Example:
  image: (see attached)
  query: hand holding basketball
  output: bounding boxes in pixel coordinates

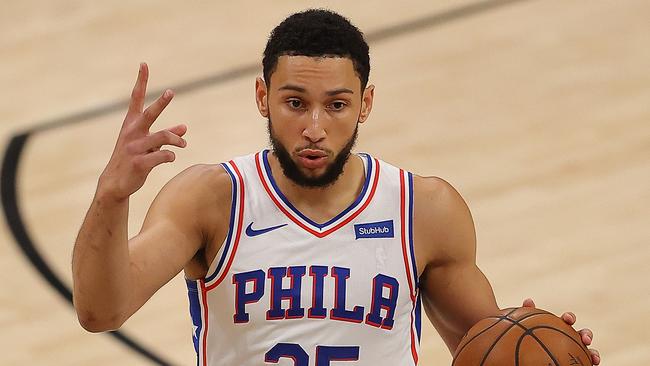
[98,62,187,201]
[452,306,598,366]
[522,298,600,365]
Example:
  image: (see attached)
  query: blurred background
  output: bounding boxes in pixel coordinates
[1,0,648,364]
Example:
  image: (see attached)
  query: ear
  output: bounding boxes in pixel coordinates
[358,84,375,123]
[255,77,269,117]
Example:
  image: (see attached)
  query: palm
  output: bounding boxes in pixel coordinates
[100,63,187,200]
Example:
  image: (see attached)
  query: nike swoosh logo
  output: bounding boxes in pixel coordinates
[245,222,288,237]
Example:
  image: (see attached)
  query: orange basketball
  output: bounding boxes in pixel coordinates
[452,307,592,366]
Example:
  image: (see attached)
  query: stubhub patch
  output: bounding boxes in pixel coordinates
[354,220,394,239]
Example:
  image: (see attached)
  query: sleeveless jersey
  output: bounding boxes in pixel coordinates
[186,150,422,366]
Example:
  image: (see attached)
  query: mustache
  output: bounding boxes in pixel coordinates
[294,145,332,154]
[266,117,359,188]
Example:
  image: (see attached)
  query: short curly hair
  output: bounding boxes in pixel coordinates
[262,9,370,91]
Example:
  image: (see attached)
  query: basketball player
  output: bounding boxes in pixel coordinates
[72,9,600,365]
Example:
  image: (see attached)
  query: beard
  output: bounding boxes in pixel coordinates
[268,118,359,188]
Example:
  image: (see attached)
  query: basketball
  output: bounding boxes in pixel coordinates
[452,307,592,366]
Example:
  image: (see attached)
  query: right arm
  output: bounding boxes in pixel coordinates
[72,63,216,332]
[72,166,228,332]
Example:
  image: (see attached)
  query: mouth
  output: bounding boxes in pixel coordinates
[296,149,328,169]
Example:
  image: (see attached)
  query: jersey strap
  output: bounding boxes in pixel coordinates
[203,160,246,289]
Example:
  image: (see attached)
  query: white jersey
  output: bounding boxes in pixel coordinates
[186,150,422,366]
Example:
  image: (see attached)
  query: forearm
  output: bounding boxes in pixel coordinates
[421,263,500,353]
[72,185,132,332]
[71,63,189,332]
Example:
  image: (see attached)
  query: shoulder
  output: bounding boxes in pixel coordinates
[413,175,461,204]
[412,175,471,219]
[150,163,233,223]
[168,163,232,194]
[412,175,477,266]
[171,163,230,184]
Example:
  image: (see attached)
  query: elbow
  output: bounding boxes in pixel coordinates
[75,308,125,333]
[73,290,129,332]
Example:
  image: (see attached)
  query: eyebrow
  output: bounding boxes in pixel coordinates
[326,88,354,96]
[278,84,354,96]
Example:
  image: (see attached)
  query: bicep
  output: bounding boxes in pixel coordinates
[126,166,226,314]
[127,215,201,309]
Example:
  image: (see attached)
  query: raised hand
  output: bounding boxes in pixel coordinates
[522,298,601,365]
[98,63,187,201]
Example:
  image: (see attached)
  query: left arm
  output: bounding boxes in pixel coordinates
[413,176,600,364]
[412,176,499,352]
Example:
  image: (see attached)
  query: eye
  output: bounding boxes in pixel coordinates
[329,101,347,111]
[287,99,303,109]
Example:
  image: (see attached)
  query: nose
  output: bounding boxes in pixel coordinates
[302,107,326,142]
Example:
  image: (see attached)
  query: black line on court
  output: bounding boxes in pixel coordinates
[0,0,529,364]
[0,134,175,366]
[28,64,260,134]
[23,0,528,135]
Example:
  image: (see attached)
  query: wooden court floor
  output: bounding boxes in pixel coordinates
[1,1,648,365]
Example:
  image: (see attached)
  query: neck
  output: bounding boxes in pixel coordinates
[268,151,365,223]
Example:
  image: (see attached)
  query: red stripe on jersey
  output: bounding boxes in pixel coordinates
[255,152,380,238]
[207,160,245,291]
[400,169,419,364]
[200,280,209,366]
[400,170,416,301]
[410,309,419,364]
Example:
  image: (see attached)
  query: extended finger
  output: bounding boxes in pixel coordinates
[132,150,176,173]
[128,129,186,155]
[127,63,149,117]
[561,311,576,325]
[578,328,593,345]
[167,123,188,137]
[590,349,600,365]
[522,298,535,308]
[140,89,174,130]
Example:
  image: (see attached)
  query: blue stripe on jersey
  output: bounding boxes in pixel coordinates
[261,149,373,229]
[186,279,202,363]
[407,172,418,289]
[415,291,422,342]
[204,163,238,282]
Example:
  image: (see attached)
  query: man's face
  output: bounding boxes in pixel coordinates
[258,55,373,187]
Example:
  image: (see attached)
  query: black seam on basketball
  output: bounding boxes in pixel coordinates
[483,309,552,323]
[452,317,506,366]
[453,308,520,365]
[484,311,552,332]
[479,317,529,365]
[479,321,520,366]
[505,308,520,316]
[515,332,524,366]
[515,328,561,366]
[482,307,517,321]
[478,310,550,366]
[514,329,561,366]
[526,325,592,362]
[507,311,555,330]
